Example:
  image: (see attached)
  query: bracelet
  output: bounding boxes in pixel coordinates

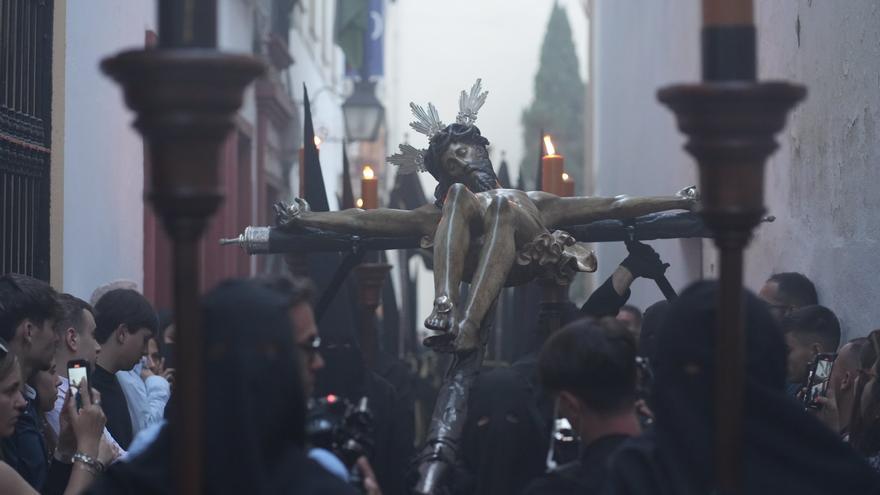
[73,452,105,473]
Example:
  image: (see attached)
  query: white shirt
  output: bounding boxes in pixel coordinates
[116,362,170,436]
[46,375,126,456]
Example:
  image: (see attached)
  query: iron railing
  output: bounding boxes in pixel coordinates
[0,0,53,280]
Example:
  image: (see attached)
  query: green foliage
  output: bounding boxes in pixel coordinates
[520,5,586,192]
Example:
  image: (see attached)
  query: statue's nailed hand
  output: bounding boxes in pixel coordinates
[274,198,311,228]
[676,185,700,210]
[621,240,669,280]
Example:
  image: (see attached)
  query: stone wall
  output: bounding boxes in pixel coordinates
[745,0,880,341]
[593,1,880,341]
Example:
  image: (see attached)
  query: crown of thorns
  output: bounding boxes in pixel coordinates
[386,79,488,175]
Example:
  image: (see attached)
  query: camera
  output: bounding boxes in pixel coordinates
[306,395,374,488]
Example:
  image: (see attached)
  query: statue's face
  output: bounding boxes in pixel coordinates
[440,142,483,180]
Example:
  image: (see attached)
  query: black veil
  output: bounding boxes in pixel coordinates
[87,279,332,495]
[605,281,880,495]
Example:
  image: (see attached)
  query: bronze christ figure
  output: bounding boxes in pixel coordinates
[277,80,697,353]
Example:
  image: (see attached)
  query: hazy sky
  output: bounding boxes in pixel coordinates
[385,0,588,186]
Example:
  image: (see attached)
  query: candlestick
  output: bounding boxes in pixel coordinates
[660,79,805,495]
[158,0,217,48]
[362,165,378,209]
[102,47,263,495]
[561,172,575,197]
[701,1,756,81]
[541,136,563,195]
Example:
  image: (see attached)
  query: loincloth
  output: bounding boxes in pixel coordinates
[513,230,597,285]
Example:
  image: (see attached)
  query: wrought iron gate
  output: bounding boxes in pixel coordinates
[0,0,53,280]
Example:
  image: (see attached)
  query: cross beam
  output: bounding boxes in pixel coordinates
[220,211,728,255]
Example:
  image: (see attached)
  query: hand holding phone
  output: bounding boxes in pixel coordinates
[67,359,91,410]
[804,353,836,410]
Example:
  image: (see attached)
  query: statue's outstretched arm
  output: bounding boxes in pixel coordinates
[277,200,440,238]
[533,186,699,229]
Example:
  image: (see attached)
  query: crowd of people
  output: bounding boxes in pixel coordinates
[1,240,880,494]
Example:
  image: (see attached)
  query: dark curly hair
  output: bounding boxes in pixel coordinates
[424,123,500,207]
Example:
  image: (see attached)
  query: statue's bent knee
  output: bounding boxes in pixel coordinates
[486,195,513,218]
[446,183,471,201]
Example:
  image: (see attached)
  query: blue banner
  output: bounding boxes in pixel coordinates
[347,0,384,78]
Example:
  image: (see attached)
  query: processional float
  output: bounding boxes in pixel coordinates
[223,77,708,493]
[99,0,803,492]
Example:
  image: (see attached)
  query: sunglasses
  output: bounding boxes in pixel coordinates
[0,340,7,359]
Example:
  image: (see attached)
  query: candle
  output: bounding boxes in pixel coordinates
[541,136,563,195]
[158,0,217,48]
[356,198,364,208]
[702,1,752,26]
[561,172,575,197]
[361,165,378,209]
[701,0,756,81]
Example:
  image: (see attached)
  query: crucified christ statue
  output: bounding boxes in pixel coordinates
[277,80,697,354]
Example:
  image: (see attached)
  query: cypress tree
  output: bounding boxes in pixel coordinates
[520,5,586,192]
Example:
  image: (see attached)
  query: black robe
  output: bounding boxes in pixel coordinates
[522,434,630,495]
[88,280,357,495]
[604,282,880,495]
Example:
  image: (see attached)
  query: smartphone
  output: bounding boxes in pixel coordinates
[804,353,836,409]
[67,359,90,409]
[162,343,175,370]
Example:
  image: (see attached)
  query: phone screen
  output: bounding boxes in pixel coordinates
[806,355,835,408]
[68,364,88,389]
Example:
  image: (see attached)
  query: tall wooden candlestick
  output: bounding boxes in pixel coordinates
[103,26,263,495]
[541,136,563,195]
[362,165,378,209]
[661,1,805,491]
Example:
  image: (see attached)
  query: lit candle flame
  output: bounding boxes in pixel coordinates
[363,165,375,180]
[356,198,364,208]
[314,136,322,148]
[543,135,557,156]
[561,172,570,182]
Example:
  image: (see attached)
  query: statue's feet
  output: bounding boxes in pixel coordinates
[423,332,457,354]
[424,295,455,331]
[452,321,480,354]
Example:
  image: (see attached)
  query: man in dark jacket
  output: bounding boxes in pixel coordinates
[522,317,640,495]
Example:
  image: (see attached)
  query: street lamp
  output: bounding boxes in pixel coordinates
[342,80,385,142]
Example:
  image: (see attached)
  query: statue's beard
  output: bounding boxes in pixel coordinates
[431,156,501,208]
[461,157,500,193]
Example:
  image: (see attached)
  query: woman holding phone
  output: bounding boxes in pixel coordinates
[0,338,107,495]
